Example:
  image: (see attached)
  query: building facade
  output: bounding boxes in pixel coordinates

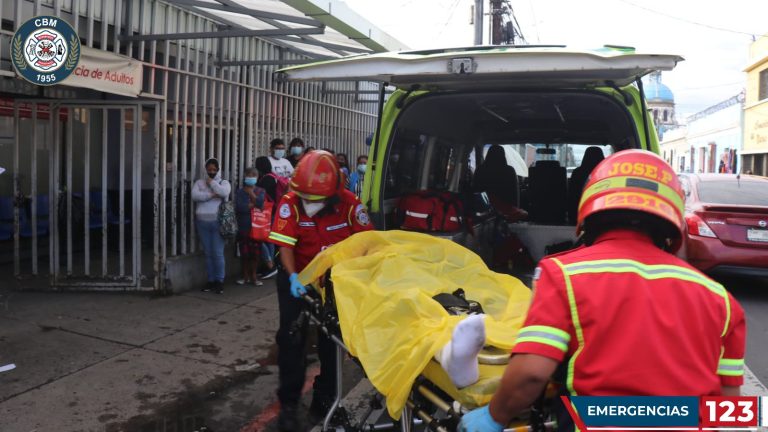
[0,0,405,292]
[660,94,744,174]
[743,34,768,176]
[660,125,688,172]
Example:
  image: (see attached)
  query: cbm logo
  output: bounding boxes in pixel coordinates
[11,16,80,86]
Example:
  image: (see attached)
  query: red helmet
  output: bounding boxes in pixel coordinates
[289,150,342,200]
[577,149,685,251]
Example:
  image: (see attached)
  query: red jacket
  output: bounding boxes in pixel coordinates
[512,229,746,396]
[268,189,373,272]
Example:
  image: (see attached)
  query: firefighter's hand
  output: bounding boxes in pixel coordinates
[289,273,307,298]
[458,406,503,432]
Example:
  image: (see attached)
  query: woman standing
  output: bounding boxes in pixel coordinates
[235,167,265,286]
[336,153,350,178]
[191,158,232,294]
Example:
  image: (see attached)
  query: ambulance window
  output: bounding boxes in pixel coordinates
[564,144,613,177]
[384,133,426,198]
[427,143,456,191]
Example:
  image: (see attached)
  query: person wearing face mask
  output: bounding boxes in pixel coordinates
[191,158,232,293]
[235,167,266,286]
[287,137,305,167]
[268,138,294,178]
[336,152,350,176]
[268,150,373,431]
[347,155,368,198]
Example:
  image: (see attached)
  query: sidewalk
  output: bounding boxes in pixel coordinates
[0,280,286,432]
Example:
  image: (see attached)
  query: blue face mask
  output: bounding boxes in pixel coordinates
[357,164,367,174]
[243,177,257,186]
[273,149,286,159]
[291,146,303,156]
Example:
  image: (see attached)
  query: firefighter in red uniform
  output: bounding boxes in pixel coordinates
[459,149,746,432]
[268,150,373,431]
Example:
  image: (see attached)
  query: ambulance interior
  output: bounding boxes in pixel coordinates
[379,91,641,283]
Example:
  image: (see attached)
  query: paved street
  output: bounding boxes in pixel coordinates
[1,273,767,432]
[721,276,768,387]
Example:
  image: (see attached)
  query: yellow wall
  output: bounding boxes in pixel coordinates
[744,35,768,152]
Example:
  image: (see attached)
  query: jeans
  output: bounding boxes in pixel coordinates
[275,269,336,406]
[196,219,225,282]
[261,241,275,264]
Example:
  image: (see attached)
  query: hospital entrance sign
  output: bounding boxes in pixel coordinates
[12,16,80,86]
[64,47,144,97]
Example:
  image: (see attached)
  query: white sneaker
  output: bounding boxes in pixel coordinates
[253,280,264,286]
[236,279,247,285]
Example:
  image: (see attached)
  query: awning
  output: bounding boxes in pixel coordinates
[159,0,409,63]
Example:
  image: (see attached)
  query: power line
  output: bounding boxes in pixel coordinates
[526,0,540,43]
[437,0,463,38]
[615,0,762,37]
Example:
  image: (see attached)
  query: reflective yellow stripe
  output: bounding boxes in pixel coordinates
[578,175,684,215]
[515,336,568,352]
[563,259,730,336]
[718,358,745,376]
[553,258,585,396]
[516,325,571,352]
[519,325,571,341]
[268,232,297,246]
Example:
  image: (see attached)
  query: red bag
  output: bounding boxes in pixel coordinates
[250,201,273,241]
[397,191,464,232]
[492,232,534,273]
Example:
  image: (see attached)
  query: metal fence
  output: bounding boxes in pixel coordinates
[1,0,379,290]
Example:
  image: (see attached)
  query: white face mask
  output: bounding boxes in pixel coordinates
[302,199,326,217]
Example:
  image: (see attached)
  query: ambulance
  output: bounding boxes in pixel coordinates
[280,45,683,283]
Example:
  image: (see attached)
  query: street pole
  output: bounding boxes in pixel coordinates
[491,0,502,44]
[474,0,483,45]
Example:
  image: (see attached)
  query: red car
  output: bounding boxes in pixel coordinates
[678,173,768,277]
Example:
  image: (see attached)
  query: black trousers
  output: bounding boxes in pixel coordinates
[276,269,337,407]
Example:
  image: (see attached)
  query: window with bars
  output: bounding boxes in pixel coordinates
[760,69,768,101]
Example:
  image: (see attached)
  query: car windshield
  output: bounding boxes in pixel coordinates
[697,180,768,206]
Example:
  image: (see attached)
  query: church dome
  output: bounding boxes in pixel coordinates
[644,71,674,103]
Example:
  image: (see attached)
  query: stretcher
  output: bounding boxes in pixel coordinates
[296,231,560,432]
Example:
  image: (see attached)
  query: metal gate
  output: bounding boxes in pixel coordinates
[11,100,159,290]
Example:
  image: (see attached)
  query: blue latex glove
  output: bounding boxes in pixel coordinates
[289,273,307,298]
[458,406,504,432]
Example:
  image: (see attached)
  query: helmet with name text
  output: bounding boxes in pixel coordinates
[289,150,343,200]
[577,149,685,251]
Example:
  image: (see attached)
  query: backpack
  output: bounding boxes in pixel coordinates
[267,173,290,200]
[397,191,465,232]
[217,200,238,239]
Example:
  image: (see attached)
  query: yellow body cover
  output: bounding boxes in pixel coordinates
[299,230,531,418]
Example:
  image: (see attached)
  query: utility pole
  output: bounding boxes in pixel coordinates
[491,0,502,45]
[474,0,483,45]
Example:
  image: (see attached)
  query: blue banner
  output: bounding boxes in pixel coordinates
[571,396,699,427]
